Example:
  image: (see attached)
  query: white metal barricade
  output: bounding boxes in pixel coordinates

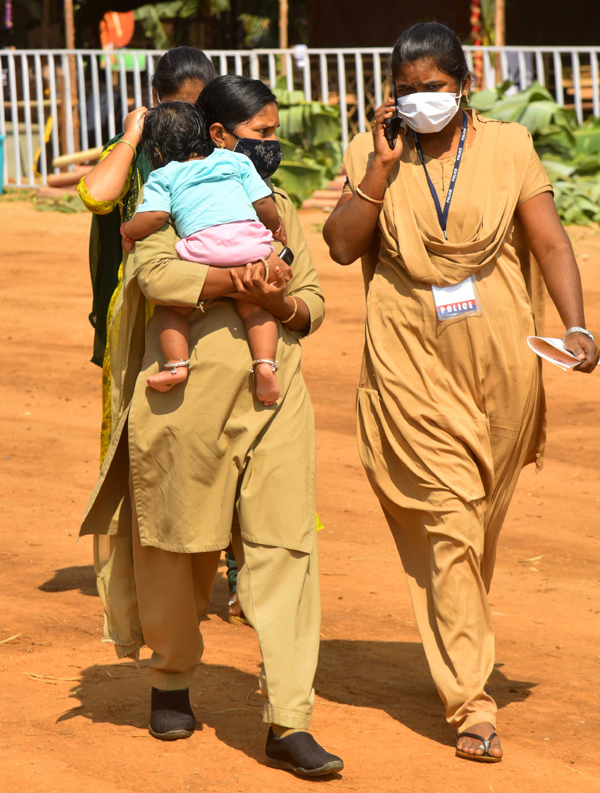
[1,45,599,189]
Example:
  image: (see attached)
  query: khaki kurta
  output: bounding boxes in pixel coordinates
[344,112,552,729]
[80,186,324,654]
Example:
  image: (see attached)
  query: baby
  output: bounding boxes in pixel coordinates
[121,101,287,405]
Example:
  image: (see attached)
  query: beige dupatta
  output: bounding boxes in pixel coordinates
[345,112,547,328]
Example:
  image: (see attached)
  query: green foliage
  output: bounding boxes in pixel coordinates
[133,1,202,50]
[470,82,600,225]
[238,13,270,47]
[129,0,309,49]
[270,84,343,207]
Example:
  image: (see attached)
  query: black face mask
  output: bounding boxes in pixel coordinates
[230,135,282,179]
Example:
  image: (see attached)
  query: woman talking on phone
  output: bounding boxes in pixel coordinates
[323,22,598,763]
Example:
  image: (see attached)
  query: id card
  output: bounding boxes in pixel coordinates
[432,276,481,321]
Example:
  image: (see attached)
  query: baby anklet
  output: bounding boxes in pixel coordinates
[164,359,191,375]
[250,358,279,373]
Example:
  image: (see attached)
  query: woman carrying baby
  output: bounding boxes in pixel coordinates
[81,74,343,778]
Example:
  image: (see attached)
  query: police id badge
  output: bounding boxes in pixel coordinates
[431,276,481,322]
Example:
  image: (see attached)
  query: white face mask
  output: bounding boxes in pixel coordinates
[396,85,462,134]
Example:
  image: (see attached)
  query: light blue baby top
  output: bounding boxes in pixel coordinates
[137,148,272,239]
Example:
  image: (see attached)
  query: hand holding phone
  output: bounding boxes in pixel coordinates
[372,93,405,166]
[384,115,404,150]
[383,87,404,149]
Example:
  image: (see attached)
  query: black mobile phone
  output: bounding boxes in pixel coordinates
[279,246,294,266]
[383,87,402,149]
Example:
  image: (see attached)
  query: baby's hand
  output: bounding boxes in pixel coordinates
[122,239,134,254]
[273,219,287,246]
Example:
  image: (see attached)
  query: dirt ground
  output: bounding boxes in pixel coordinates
[1,198,599,793]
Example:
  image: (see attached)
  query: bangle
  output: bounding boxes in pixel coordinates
[355,184,385,205]
[280,296,298,324]
[564,326,594,342]
[120,222,135,243]
[260,257,269,283]
[116,138,137,156]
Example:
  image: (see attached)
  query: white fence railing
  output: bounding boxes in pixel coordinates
[2,45,599,189]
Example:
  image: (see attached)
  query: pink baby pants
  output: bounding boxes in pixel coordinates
[175,220,274,266]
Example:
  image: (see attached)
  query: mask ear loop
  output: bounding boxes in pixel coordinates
[456,81,463,106]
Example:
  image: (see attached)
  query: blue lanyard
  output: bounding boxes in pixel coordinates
[412,111,468,240]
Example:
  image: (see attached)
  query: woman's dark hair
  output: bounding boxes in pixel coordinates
[152,46,216,98]
[197,74,277,132]
[141,102,214,169]
[390,22,471,85]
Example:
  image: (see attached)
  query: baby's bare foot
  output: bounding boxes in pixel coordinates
[254,363,280,406]
[147,362,189,392]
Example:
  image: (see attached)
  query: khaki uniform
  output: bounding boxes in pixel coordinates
[81,187,324,729]
[344,112,552,731]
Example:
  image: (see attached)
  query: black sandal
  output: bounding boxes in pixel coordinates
[456,730,502,763]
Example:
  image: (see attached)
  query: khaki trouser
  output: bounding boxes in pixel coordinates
[382,409,537,733]
[385,497,498,733]
[131,501,320,730]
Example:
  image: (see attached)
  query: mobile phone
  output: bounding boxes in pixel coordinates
[279,246,294,266]
[383,87,403,149]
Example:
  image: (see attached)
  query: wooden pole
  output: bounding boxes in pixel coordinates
[279,0,288,50]
[494,0,506,84]
[495,0,506,47]
[64,0,75,49]
[279,0,288,77]
[63,0,80,151]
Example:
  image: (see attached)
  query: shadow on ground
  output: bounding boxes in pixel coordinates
[57,638,536,764]
[316,640,535,746]
[38,565,97,597]
[38,559,234,621]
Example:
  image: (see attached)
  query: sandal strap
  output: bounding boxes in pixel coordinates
[458,731,498,754]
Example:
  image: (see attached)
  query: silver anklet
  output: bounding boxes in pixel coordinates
[250,358,279,373]
[164,359,191,375]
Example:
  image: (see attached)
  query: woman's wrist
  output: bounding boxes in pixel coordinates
[269,293,291,318]
[119,134,140,154]
[369,157,396,179]
[359,161,393,201]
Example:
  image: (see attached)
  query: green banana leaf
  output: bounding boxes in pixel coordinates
[470,81,600,225]
[272,81,343,206]
[271,161,324,207]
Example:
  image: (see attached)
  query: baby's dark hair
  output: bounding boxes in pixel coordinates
[141,101,214,170]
